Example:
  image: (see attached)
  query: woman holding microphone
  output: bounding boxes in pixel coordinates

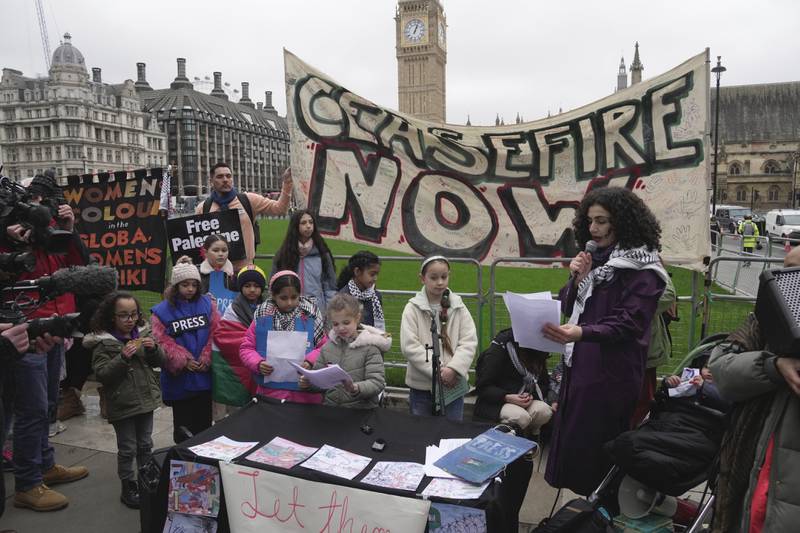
[541,187,668,497]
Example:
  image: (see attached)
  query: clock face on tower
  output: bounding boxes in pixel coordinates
[404,18,426,43]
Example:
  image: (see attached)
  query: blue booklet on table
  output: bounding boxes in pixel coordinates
[433,428,536,484]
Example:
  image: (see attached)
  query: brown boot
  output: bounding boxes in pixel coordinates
[97,385,108,419]
[57,387,86,421]
[42,464,89,486]
[13,484,68,511]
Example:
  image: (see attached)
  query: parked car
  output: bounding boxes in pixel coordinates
[764,209,800,240]
[713,205,765,234]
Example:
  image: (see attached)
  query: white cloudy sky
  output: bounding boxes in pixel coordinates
[2,0,798,125]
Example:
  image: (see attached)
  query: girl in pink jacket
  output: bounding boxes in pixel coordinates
[239,270,326,404]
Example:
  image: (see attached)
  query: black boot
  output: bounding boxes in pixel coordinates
[120,479,140,509]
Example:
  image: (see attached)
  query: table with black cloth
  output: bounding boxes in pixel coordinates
[143,397,533,533]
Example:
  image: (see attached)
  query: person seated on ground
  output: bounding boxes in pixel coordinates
[474,328,555,438]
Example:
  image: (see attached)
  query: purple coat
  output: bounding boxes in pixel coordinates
[545,259,665,496]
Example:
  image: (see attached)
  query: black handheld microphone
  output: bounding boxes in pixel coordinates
[571,240,598,278]
[10,265,118,298]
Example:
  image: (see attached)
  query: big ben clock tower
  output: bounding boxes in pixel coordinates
[396,0,447,123]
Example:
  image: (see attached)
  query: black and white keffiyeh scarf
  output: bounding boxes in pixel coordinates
[254,296,325,346]
[346,279,385,331]
[564,245,668,367]
[506,341,544,401]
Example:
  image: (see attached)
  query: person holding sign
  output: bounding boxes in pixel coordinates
[400,256,477,421]
[151,262,220,443]
[299,294,389,409]
[239,270,326,404]
[211,265,268,419]
[540,187,668,497]
[198,162,293,271]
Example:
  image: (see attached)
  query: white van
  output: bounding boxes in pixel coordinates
[765,209,800,238]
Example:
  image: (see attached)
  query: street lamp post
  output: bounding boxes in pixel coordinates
[711,56,726,216]
[791,151,800,209]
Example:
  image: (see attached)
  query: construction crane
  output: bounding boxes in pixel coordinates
[35,0,52,70]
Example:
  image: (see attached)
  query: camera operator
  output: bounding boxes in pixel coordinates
[0,172,90,512]
[0,322,28,520]
[708,246,800,532]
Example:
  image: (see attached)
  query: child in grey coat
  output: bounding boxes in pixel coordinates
[300,294,389,409]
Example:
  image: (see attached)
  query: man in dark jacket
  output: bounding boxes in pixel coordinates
[0,174,90,512]
[709,246,800,532]
[474,329,554,436]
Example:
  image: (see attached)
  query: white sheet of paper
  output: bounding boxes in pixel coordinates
[301,444,372,480]
[503,291,565,354]
[668,368,701,398]
[421,478,490,500]
[361,462,425,492]
[424,439,471,479]
[188,436,260,462]
[519,291,553,300]
[289,361,352,389]
[265,330,309,383]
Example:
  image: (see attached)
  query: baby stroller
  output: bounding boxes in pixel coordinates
[594,333,730,532]
[533,334,730,533]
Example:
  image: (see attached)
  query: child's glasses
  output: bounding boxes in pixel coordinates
[115,312,140,321]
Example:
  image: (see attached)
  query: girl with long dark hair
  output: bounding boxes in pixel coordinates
[272,210,337,313]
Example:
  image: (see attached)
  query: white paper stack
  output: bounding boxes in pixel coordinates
[424,438,470,479]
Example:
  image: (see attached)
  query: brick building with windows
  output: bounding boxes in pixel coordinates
[712,82,800,211]
[138,58,290,197]
[0,33,166,180]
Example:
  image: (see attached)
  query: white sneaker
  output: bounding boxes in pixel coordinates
[48,421,67,438]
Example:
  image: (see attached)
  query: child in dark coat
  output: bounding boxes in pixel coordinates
[474,328,555,437]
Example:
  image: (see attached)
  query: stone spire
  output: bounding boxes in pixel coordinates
[466,115,471,126]
[630,42,644,85]
[210,72,227,100]
[170,58,193,90]
[515,112,520,125]
[239,82,254,108]
[135,62,152,91]
[495,113,500,126]
[617,56,628,91]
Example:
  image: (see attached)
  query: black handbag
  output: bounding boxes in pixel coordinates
[533,498,614,533]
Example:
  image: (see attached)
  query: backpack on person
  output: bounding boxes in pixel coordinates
[203,193,260,246]
[741,221,755,236]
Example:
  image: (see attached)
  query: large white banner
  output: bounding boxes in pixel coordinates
[285,50,710,270]
[220,462,430,532]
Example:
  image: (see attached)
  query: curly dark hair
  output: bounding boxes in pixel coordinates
[273,209,335,280]
[90,291,145,333]
[573,187,661,251]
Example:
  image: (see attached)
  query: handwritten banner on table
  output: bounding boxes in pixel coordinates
[220,463,430,533]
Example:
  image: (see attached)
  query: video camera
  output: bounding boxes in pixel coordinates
[0,172,73,253]
[0,264,119,341]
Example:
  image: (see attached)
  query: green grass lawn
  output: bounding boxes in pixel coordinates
[137,218,750,387]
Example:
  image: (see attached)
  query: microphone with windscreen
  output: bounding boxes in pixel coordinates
[7,265,119,299]
[571,240,597,278]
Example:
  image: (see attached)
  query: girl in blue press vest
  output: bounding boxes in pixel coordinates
[239,270,326,404]
[151,262,220,443]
